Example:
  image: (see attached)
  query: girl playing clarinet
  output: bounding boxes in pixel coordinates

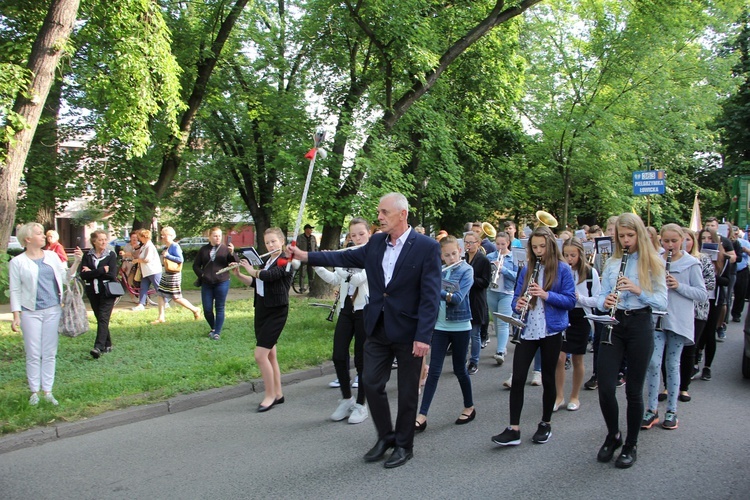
[491,226,575,447]
[596,213,667,469]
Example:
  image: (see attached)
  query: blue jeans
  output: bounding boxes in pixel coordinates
[647,329,684,412]
[139,272,161,306]
[419,329,473,415]
[487,291,513,354]
[201,280,230,335]
[469,323,481,365]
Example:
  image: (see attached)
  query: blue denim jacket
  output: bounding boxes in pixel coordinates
[485,250,518,294]
[441,261,473,322]
[511,260,576,333]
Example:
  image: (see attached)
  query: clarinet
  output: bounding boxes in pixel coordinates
[327,269,352,322]
[602,247,630,345]
[510,260,541,345]
[654,250,672,331]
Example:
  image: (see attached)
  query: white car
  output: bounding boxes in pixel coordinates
[177,237,210,248]
[8,236,22,250]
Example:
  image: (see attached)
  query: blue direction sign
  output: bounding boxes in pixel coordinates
[633,170,666,196]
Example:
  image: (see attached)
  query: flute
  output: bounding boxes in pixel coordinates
[215,249,281,275]
[601,247,630,345]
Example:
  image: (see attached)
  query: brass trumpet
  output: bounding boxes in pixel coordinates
[481,222,497,240]
[535,210,558,228]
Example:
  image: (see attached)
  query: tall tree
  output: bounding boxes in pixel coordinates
[0,0,80,252]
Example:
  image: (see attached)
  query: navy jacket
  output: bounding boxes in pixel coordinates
[307,230,442,345]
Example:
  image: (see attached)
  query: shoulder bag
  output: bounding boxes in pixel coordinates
[103,280,125,298]
[164,257,183,273]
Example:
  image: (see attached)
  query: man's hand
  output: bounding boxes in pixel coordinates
[413,341,429,357]
[287,245,309,262]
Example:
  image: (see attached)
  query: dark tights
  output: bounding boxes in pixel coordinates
[332,297,365,405]
[597,312,654,447]
[509,334,562,426]
[679,318,706,392]
[697,301,720,368]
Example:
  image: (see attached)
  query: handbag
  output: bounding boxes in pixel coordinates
[59,278,89,337]
[164,257,183,273]
[128,264,141,287]
[103,280,125,298]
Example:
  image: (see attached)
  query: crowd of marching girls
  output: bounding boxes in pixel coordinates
[9,192,747,470]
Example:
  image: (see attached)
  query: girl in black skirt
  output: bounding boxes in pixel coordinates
[234,227,293,412]
[555,238,600,412]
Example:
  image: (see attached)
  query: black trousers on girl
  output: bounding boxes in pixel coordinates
[597,309,654,447]
[510,334,562,425]
[333,296,365,405]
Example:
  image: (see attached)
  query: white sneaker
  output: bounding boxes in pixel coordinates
[132,304,145,311]
[43,392,59,406]
[503,374,512,389]
[531,370,542,386]
[493,353,505,365]
[328,378,340,388]
[352,376,359,388]
[348,403,369,424]
[29,393,39,405]
[331,397,355,421]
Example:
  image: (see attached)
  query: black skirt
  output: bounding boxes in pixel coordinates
[254,294,289,349]
[562,308,590,355]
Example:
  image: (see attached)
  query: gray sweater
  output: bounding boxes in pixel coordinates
[660,253,708,344]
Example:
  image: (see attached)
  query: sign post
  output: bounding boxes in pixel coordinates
[633,170,666,226]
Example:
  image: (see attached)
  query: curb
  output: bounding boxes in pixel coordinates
[0,362,336,455]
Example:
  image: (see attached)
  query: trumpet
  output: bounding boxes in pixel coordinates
[535,210,558,228]
[490,253,506,289]
[510,260,541,344]
[481,222,497,240]
[602,247,630,345]
[654,250,672,331]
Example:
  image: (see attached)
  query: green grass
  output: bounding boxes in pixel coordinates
[0,295,336,435]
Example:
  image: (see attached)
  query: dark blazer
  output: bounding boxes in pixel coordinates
[253,256,293,307]
[466,251,491,326]
[79,250,118,295]
[308,230,442,344]
[193,244,238,286]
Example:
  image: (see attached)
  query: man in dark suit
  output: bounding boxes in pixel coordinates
[288,192,441,468]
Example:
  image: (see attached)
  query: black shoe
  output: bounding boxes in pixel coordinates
[364,438,395,462]
[467,363,478,375]
[531,422,552,444]
[415,419,427,433]
[257,401,276,412]
[597,432,623,462]
[103,346,113,353]
[732,317,741,323]
[657,391,667,402]
[678,393,691,402]
[274,396,285,405]
[584,375,598,390]
[384,446,413,469]
[701,367,712,381]
[615,444,637,469]
[455,409,476,425]
[90,348,101,359]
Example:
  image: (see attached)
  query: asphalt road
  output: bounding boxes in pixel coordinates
[1,320,749,499]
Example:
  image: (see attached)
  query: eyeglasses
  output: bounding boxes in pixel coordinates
[464,240,478,245]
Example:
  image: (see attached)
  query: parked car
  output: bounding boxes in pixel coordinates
[177,237,210,248]
[8,236,22,250]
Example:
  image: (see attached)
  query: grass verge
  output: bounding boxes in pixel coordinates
[0,294,335,435]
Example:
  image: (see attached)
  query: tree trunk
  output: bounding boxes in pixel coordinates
[131,0,250,230]
[0,0,80,252]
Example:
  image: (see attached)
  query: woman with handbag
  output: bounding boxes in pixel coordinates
[9,222,83,405]
[193,227,237,340]
[152,226,200,324]
[132,229,162,311]
[80,230,120,359]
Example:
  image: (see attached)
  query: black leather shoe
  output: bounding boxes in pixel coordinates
[384,446,413,469]
[597,432,623,462]
[363,438,395,462]
[615,444,637,469]
[455,408,476,425]
[90,348,101,359]
[274,396,285,405]
[257,401,275,413]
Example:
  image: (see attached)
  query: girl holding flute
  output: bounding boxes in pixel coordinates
[234,227,292,412]
[491,226,575,447]
[596,213,667,469]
